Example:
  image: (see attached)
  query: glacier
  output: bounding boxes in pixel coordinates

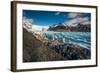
[43,31,91,49]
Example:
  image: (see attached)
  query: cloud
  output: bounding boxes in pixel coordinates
[23,17,34,24]
[23,16,49,32]
[68,12,79,18]
[64,12,91,26]
[55,12,60,15]
[32,25,49,31]
[68,12,84,18]
[65,16,90,26]
[23,17,34,31]
[81,21,91,25]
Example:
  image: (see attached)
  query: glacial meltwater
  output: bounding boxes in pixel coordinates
[43,31,91,49]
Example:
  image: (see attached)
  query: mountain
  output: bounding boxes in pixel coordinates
[48,23,90,32]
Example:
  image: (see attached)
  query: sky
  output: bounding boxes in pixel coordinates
[23,10,91,27]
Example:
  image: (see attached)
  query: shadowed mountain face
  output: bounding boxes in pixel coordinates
[23,28,66,62]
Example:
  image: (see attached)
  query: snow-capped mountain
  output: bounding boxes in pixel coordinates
[48,23,90,32]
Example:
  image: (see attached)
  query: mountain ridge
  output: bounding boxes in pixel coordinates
[48,23,90,32]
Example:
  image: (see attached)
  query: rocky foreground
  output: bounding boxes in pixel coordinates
[23,28,66,62]
[48,40,91,60]
[23,28,91,62]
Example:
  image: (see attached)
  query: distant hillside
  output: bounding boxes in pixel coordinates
[48,23,91,32]
[23,28,66,62]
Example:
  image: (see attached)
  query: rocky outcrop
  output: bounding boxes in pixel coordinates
[48,40,91,60]
[32,31,48,45]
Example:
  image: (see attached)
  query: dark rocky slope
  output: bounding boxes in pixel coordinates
[23,28,66,62]
[48,40,91,60]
